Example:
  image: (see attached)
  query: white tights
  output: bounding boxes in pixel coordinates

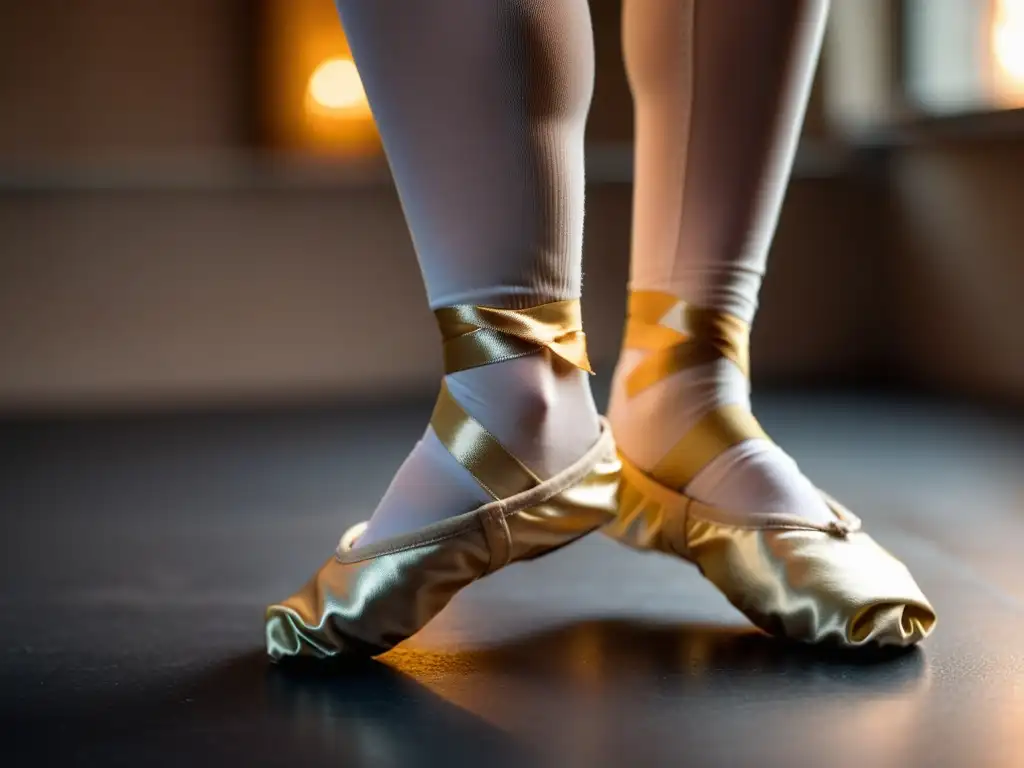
[336,0,834,543]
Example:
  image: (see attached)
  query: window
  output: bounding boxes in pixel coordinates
[904,0,1024,114]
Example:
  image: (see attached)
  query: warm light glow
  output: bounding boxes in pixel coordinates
[993,0,1024,82]
[307,57,368,112]
[263,0,380,155]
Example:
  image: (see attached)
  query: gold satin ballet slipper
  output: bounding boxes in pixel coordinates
[266,299,620,661]
[603,290,936,648]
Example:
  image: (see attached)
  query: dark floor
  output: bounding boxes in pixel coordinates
[2,391,1023,767]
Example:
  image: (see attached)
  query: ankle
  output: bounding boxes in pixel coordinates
[611,351,750,415]
[446,355,600,477]
[610,354,751,471]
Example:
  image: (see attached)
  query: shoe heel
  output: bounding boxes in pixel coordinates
[603,453,689,558]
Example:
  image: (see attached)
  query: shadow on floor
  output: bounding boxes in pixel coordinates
[4,621,928,767]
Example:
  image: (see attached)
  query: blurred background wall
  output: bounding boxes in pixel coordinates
[0,0,1021,412]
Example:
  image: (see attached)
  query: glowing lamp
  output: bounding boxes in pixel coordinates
[261,0,381,155]
[306,57,370,114]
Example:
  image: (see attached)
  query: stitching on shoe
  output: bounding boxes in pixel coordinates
[481,505,513,573]
[684,504,866,533]
[335,528,476,563]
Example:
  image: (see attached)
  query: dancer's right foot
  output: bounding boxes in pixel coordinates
[266,299,619,660]
[359,328,600,547]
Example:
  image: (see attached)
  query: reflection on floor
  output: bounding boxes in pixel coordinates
[1,392,1022,767]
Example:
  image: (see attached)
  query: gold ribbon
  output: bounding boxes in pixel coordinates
[428,299,592,500]
[650,404,768,490]
[624,290,750,397]
[431,380,541,500]
[435,299,593,375]
[623,291,768,491]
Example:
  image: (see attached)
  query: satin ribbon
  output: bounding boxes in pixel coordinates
[431,380,540,500]
[429,299,593,500]
[624,290,750,397]
[434,300,593,375]
[651,403,768,489]
[623,291,767,490]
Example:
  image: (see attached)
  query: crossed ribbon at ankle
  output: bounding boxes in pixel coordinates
[429,298,593,501]
[434,300,594,376]
[624,290,751,397]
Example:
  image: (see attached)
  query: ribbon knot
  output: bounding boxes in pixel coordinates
[826,520,852,539]
[434,299,593,375]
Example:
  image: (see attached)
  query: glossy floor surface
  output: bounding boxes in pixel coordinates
[2,393,1023,767]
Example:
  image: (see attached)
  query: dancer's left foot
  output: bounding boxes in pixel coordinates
[605,290,937,648]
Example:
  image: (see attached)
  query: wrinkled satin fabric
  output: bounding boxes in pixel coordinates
[266,423,620,660]
[605,456,936,648]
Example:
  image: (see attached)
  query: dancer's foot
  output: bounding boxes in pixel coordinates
[360,352,600,547]
[266,300,619,660]
[605,291,936,648]
[609,296,833,527]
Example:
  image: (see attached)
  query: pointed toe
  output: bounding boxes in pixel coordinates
[264,421,620,662]
[265,604,308,662]
[849,600,937,647]
[606,453,937,649]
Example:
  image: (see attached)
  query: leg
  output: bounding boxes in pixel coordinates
[264,0,622,660]
[607,0,935,647]
[611,0,833,523]
[337,0,600,545]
